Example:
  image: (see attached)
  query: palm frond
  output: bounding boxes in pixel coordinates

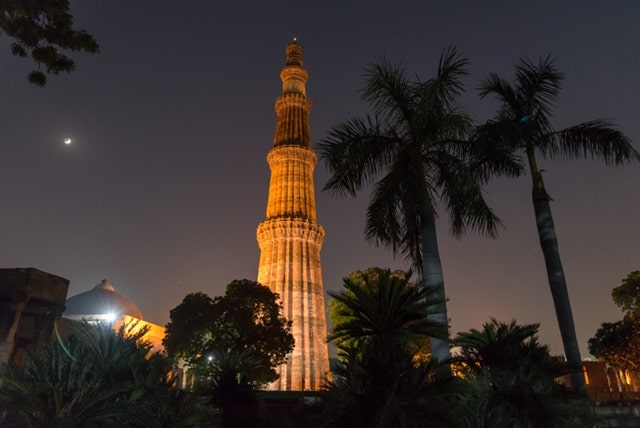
[432,46,469,102]
[0,321,173,426]
[364,164,405,253]
[412,47,470,135]
[363,58,414,126]
[363,148,439,272]
[478,56,562,135]
[467,122,525,182]
[318,115,398,197]
[328,269,447,347]
[543,119,640,164]
[452,318,543,372]
[434,109,473,141]
[478,73,520,117]
[431,152,502,238]
[515,55,563,120]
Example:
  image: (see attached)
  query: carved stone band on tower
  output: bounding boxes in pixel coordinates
[256,40,331,391]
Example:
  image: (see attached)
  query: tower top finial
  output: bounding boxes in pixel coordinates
[285,40,304,67]
[274,40,311,146]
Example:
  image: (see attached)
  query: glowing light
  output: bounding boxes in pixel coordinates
[104,312,117,322]
[64,138,72,145]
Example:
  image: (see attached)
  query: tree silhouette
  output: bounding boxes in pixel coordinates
[473,56,639,393]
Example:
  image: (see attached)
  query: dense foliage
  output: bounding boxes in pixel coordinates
[611,271,640,315]
[0,321,183,427]
[325,270,595,427]
[329,267,445,357]
[453,319,594,427]
[589,315,640,372]
[164,280,294,427]
[164,279,294,387]
[589,271,640,371]
[0,0,98,85]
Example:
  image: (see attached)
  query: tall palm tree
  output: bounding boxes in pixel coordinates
[319,48,502,361]
[473,56,640,393]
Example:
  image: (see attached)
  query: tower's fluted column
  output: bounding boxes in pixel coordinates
[256,40,331,391]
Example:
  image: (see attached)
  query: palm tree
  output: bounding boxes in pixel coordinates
[329,268,447,355]
[473,56,640,393]
[327,268,467,428]
[453,318,554,380]
[319,48,502,362]
[453,319,595,428]
[0,321,177,427]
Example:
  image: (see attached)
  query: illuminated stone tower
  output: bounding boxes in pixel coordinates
[256,40,330,391]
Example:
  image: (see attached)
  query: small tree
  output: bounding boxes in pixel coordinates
[164,279,294,387]
[589,316,640,372]
[165,280,294,428]
[0,0,99,85]
[589,271,640,371]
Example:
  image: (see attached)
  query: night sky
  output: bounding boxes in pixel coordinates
[1,1,639,359]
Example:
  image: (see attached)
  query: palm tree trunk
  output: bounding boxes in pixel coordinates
[421,205,450,362]
[526,148,587,396]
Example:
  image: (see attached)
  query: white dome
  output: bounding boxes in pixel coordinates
[64,279,143,319]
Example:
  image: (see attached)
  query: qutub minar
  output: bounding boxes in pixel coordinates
[256,39,331,391]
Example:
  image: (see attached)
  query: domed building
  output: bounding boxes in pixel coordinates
[65,279,143,321]
[63,279,165,353]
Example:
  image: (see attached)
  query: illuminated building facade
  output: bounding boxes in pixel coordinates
[256,40,330,390]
